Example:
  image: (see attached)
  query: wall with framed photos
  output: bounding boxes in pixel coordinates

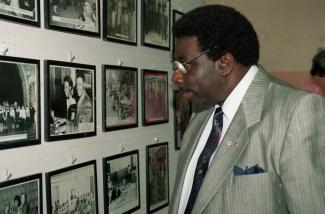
[0,0,203,214]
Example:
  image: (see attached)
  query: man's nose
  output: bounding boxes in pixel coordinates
[172,69,184,85]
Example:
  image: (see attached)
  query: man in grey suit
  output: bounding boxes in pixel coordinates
[169,5,325,214]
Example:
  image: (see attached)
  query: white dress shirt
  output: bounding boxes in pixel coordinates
[178,65,258,214]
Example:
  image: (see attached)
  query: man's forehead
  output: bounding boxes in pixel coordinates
[175,36,199,58]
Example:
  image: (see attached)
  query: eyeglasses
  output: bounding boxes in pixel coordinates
[172,46,218,74]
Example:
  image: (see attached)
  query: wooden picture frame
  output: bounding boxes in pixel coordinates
[142,0,170,50]
[0,56,40,150]
[142,69,168,126]
[0,0,40,26]
[46,160,98,214]
[103,65,138,131]
[146,142,169,213]
[44,60,96,141]
[44,0,100,37]
[103,150,141,214]
[103,0,137,45]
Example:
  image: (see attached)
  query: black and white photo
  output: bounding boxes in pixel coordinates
[45,0,100,36]
[0,173,42,214]
[0,56,40,150]
[142,0,170,50]
[103,0,137,45]
[103,150,140,214]
[44,60,96,141]
[0,0,40,26]
[46,161,98,214]
[146,142,169,213]
[103,65,138,131]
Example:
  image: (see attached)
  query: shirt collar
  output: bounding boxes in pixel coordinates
[220,65,258,122]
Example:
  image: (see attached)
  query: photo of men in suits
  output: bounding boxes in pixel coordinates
[169,5,325,214]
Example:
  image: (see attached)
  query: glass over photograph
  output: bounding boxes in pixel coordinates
[142,0,170,49]
[46,0,100,36]
[104,0,137,44]
[103,150,140,214]
[0,0,40,26]
[47,161,98,214]
[45,61,96,141]
[103,65,138,131]
[0,56,40,150]
[146,142,169,213]
[0,174,42,214]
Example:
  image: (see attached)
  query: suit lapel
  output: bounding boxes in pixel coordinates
[192,66,272,213]
[169,107,214,213]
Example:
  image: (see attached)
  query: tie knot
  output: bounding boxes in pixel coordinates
[214,107,223,116]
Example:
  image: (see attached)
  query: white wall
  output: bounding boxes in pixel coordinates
[0,0,203,213]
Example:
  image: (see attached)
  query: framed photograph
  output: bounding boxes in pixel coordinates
[172,10,184,57]
[46,160,98,214]
[45,0,100,37]
[142,69,168,126]
[0,56,40,150]
[0,0,40,26]
[142,0,170,50]
[44,60,96,141]
[146,142,169,213]
[174,90,192,150]
[103,65,138,131]
[0,173,42,214]
[103,0,137,45]
[103,150,140,214]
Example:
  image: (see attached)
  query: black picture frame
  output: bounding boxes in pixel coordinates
[44,0,100,37]
[44,60,96,141]
[0,0,40,27]
[172,10,184,57]
[141,0,170,50]
[103,150,141,214]
[142,69,168,126]
[0,56,41,150]
[103,0,137,45]
[46,160,98,214]
[102,65,138,131]
[0,173,42,214]
[146,142,169,213]
[173,90,192,150]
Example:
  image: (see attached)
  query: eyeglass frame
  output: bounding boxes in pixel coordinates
[172,45,219,74]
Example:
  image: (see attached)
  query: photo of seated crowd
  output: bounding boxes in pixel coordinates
[49,66,94,136]
[0,0,35,20]
[0,179,40,214]
[0,60,38,143]
[50,0,97,32]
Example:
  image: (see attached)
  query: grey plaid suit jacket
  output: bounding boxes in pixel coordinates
[169,66,325,214]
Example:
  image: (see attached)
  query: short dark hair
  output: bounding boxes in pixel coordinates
[173,5,259,66]
[76,72,85,82]
[63,75,73,88]
[311,49,325,77]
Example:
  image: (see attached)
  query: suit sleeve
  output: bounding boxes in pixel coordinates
[279,94,325,213]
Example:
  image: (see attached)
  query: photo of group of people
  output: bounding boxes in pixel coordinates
[0,176,41,214]
[143,0,170,49]
[48,163,97,214]
[104,151,140,214]
[47,63,95,138]
[0,0,36,21]
[0,58,39,148]
[48,0,99,33]
[147,143,169,212]
[143,70,168,125]
[104,66,137,130]
[105,0,136,43]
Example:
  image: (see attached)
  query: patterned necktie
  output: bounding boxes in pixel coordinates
[185,107,223,214]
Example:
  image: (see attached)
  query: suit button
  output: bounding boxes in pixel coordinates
[227,141,232,146]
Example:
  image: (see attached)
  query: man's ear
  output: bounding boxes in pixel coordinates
[214,52,234,77]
